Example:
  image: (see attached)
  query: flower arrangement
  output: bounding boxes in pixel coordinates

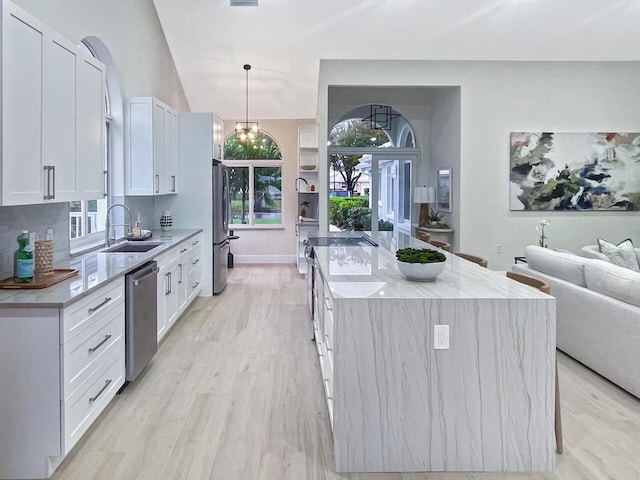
[537,219,550,248]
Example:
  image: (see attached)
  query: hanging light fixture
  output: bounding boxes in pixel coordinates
[235,64,259,141]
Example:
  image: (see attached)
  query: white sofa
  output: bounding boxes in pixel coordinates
[513,245,640,398]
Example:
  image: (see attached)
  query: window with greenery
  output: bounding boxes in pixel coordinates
[224,132,283,226]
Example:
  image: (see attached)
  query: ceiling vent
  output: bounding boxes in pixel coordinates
[230,0,258,6]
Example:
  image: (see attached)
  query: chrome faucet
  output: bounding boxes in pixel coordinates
[105,203,133,247]
[296,177,309,192]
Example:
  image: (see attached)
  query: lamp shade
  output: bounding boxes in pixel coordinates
[414,186,435,204]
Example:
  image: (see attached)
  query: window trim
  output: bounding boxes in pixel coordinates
[224,159,284,229]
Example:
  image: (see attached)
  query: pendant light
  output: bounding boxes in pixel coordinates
[235,64,259,141]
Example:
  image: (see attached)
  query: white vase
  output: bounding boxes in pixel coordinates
[160,210,172,231]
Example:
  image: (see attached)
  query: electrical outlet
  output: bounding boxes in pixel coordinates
[496,244,503,254]
[434,325,449,349]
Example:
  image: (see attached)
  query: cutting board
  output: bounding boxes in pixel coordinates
[0,269,79,289]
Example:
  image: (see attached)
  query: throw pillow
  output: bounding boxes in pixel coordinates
[597,238,640,272]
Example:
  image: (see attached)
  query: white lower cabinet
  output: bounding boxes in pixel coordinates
[314,266,334,429]
[0,278,125,480]
[156,233,202,343]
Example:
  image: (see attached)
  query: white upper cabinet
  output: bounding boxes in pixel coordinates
[76,56,106,199]
[125,97,179,195]
[2,3,44,205]
[0,1,106,206]
[43,36,77,202]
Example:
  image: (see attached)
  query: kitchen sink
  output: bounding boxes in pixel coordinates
[103,242,163,253]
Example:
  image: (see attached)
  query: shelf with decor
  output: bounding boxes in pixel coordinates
[297,124,319,274]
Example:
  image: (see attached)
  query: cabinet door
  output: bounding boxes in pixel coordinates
[153,101,166,194]
[157,268,167,342]
[76,55,105,200]
[165,108,178,193]
[165,262,180,329]
[2,5,44,205]
[42,36,77,202]
[175,243,189,313]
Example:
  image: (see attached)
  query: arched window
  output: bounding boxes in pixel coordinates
[224,131,283,227]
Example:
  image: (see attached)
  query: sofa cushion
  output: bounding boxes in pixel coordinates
[525,245,587,287]
[584,260,640,307]
[597,238,640,272]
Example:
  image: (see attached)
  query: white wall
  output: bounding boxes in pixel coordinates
[221,119,315,264]
[319,60,640,270]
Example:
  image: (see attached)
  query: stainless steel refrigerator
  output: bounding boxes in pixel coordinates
[212,159,230,293]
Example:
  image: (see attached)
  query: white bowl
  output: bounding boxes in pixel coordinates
[300,165,316,171]
[396,259,446,282]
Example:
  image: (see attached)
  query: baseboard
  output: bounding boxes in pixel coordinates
[234,255,296,264]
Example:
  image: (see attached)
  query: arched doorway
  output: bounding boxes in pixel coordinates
[327,107,419,234]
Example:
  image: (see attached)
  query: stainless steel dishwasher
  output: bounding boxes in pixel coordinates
[125,261,158,381]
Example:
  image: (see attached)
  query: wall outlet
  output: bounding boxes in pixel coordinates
[434,325,449,349]
[496,244,503,254]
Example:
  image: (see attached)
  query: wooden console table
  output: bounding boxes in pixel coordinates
[416,226,454,245]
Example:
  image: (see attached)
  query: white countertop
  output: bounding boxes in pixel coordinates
[0,229,202,308]
[312,231,548,300]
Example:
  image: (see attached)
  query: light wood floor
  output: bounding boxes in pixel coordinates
[51,265,640,480]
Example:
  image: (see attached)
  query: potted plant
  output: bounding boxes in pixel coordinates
[395,247,447,282]
[428,208,445,226]
[300,200,311,217]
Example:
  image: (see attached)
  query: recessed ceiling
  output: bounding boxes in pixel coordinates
[152,0,640,120]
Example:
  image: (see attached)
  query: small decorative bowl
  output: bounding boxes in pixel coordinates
[396,259,446,282]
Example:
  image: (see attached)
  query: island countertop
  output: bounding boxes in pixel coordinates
[309,230,557,474]
[311,230,548,300]
[0,229,202,308]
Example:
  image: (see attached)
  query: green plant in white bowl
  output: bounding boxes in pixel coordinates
[395,247,447,282]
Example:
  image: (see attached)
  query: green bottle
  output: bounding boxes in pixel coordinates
[14,230,34,283]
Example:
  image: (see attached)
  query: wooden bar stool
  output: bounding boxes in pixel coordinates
[506,270,563,454]
[416,230,431,243]
[454,252,488,268]
[430,240,451,252]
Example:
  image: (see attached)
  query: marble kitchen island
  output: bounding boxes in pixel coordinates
[310,231,556,473]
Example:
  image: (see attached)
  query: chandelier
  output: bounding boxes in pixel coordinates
[235,64,259,141]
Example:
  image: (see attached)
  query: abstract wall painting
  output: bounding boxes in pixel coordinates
[510,132,640,211]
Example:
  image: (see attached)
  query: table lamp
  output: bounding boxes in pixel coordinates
[414,186,435,227]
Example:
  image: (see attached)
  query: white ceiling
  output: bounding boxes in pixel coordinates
[152,0,640,120]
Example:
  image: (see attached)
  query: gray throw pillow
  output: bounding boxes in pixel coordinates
[597,238,640,272]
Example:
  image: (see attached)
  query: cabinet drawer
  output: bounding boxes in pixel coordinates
[63,305,123,399]
[63,279,124,340]
[63,348,124,454]
[189,234,202,249]
[323,312,334,359]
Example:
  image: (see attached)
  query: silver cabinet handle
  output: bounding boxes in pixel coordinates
[51,165,56,199]
[178,264,183,284]
[192,240,200,246]
[180,248,187,254]
[192,258,199,265]
[43,166,54,200]
[171,175,176,192]
[165,272,171,295]
[191,281,199,289]
[89,379,112,403]
[88,297,112,314]
[103,170,108,197]
[155,174,160,193]
[88,334,112,353]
